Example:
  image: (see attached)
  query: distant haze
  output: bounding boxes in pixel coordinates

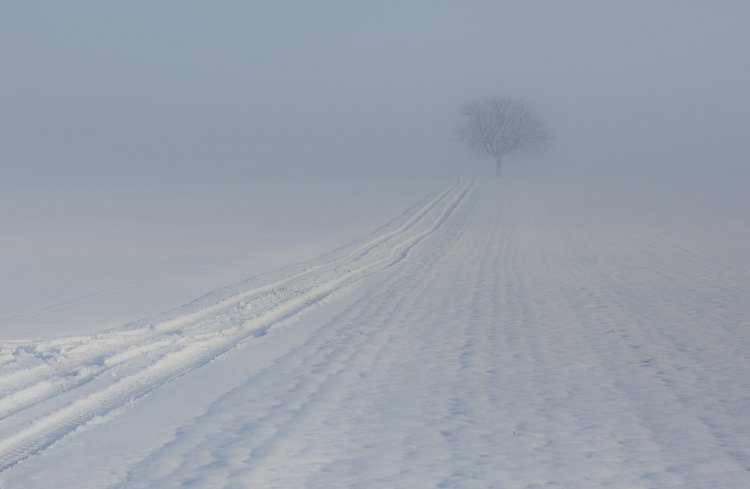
[2,1,749,181]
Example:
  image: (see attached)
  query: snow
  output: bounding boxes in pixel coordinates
[1,177,749,488]
[0,179,437,339]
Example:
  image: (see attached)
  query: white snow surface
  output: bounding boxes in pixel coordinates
[1,177,749,488]
[0,179,437,339]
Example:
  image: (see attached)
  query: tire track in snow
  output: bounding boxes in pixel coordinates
[114,178,480,488]
[0,182,459,419]
[0,181,473,472]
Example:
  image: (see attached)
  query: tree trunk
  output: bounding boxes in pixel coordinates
[495,155,503,177]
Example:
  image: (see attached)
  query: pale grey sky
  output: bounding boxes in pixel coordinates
[2,1,749,180]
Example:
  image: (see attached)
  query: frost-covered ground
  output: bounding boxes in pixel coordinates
[1,176,749,488]
[0,179,437,339]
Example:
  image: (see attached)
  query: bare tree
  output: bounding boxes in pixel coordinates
[457,97,552,177]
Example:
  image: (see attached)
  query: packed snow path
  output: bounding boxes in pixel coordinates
[1,179,749,488]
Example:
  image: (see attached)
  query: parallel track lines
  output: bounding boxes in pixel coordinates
[0,180,473,472]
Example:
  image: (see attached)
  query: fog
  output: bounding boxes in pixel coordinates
[2,1,749,181]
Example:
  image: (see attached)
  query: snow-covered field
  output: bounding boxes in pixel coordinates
[0,179,437,339]
[1,177,749,488]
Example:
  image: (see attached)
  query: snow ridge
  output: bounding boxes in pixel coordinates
[0,180,474,472]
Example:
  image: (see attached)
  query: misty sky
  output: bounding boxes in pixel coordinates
[2,1,749,181]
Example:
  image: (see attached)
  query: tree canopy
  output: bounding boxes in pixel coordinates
[457,97,552,176]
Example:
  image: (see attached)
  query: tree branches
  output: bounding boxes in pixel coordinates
[457,97,552,175]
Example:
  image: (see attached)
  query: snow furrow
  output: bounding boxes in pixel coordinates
[2,178,749,488]
[0,182,461,418]
[113,178,480,488]
[0,180,473,472]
